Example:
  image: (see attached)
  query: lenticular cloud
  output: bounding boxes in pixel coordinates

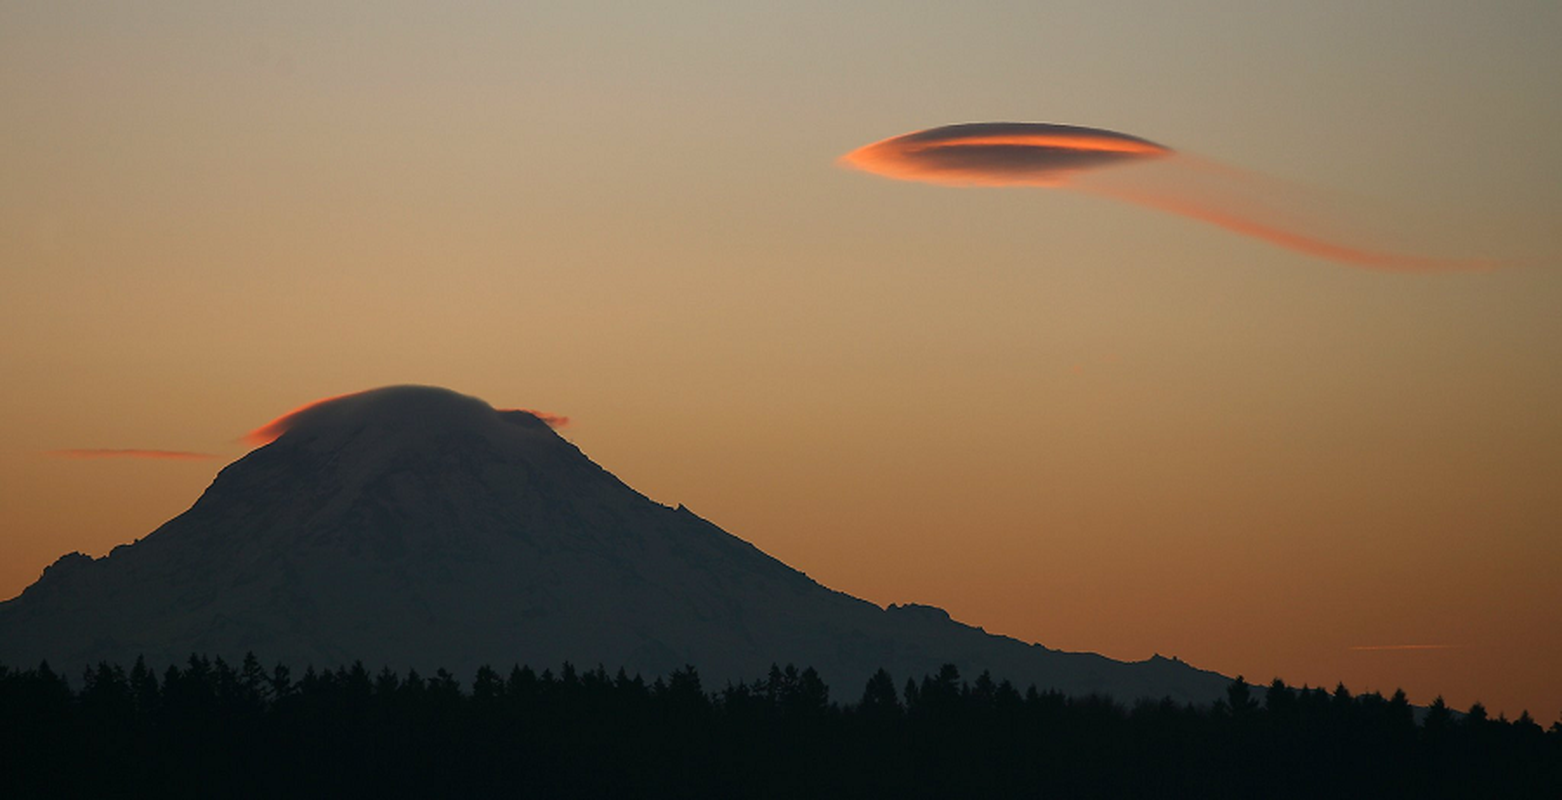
[839,122,1169,187]
[840,122,1496,272]
[243,387,571,447]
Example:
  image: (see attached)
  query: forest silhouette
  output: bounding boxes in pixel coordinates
[2,654,1557,798]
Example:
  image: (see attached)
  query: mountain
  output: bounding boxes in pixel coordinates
[0,386,1231,703]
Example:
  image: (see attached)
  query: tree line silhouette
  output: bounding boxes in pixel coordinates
[2,655,1557,798]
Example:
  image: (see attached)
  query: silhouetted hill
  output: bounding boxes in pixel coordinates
[0,386,1230,703]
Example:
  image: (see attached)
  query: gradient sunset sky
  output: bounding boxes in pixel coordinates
[3,2,1559,720]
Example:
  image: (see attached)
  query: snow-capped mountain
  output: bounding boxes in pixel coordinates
[0,386,1230,702]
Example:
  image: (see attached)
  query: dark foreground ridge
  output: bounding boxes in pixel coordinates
[2,654,1557,799]
[0,385,1231,705]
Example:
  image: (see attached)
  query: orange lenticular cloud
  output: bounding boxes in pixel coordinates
[840,122,1498,271]
[839,122,1169,187]
[45,449,218,461]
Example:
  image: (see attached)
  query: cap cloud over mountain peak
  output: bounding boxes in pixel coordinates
[247,385,553,450]
[226,385,584,501]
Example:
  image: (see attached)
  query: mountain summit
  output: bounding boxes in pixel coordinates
[1,386,1229,702]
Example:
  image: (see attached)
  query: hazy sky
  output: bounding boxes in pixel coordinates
[3,1,1559,719]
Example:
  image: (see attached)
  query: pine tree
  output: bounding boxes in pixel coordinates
[859,668,900,719]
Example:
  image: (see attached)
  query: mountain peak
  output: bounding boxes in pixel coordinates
[2,385,1233,705]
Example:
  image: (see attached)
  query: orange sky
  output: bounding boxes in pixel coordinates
[2,2,1559,721]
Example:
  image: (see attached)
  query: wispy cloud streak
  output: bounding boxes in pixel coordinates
[45,449,218,461]
[500,409,570,429]
[1348,644,1460,651]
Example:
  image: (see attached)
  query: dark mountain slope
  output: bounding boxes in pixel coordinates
[0,386,1229,703]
